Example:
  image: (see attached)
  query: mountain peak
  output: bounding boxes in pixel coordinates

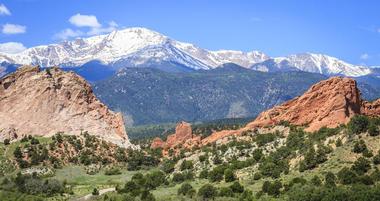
[0,27,374,77]
[252,52,372,77]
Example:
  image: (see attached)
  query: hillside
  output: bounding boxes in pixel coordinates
[93,65,326,126]
[93,66,380,126]
[2,115,380,200]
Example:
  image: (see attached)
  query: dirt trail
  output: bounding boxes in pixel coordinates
[72,187,116,201]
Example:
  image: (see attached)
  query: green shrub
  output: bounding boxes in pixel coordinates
[310,175,322,186]
[92,188,99,195]
[224,168,236,182]
[351,157,371,175]
[180,160,193,171]
[373,153,380,165]
[161,159,175,174]
[172,173,185,183]
[368,122,379,136]
[208,165,226,182]
[337,167,357,184]
[140,190,156,201]
[177,183,195,197]
[252,149,264,162]
[105,167,122,175]
[348,115,369,135]
[230,181,244,193]
[198,184,217,200]
[199,169,208,179]
[324,172,336,187]
[254,133,277,147]
[219,187,234,197]
[335,138,343,147]
[352,140,369,154]
[239,190,254,201]
[123,180,141,197]
[262,180,282,197]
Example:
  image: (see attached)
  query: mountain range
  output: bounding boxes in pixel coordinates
[0,27,377,80]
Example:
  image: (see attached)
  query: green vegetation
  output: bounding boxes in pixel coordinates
[2,116,380,200]
[94,67,327,125]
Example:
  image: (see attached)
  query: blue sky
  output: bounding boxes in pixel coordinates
[0,0,379,66]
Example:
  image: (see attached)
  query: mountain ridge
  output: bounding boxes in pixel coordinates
[0,27,375,77]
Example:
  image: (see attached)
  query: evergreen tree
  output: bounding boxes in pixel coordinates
[224,168,236,182]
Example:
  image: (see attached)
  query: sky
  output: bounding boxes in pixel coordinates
[0,0,379,66]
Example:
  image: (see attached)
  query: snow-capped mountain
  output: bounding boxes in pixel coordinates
[0,27,268,71]
[251,53,372,77]
[0,27,374,77]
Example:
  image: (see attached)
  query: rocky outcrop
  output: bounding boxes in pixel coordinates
[246,77,362,132]
[362,99,380,117]
[151,121,201,150]
[0,66,135,148]
[166,122,193,148]
[203,77,380,145]
[151,137,165,149]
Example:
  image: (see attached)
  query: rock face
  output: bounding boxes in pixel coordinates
[151,121,201,150]
[203,77,380,145]
[0,66,135,148]
[362,99,380,117]
[151,137,165,149]
[166,122,193,148]
[246,77,362,132]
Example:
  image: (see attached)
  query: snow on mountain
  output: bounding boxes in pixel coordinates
[0,27,267,71]
[172,41,269,68]
[251,53,372,77]
[0,27,373,77]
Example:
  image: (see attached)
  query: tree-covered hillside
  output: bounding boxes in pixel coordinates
[93,65,380,127]
[93,65,327,126]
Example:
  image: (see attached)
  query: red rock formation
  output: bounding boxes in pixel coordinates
[151,121,201,150]
[246,77,362,132]
[0,66,135,148]
[151,137,165,149]
[202,76,380,145]
[362,99,380,117]
[166,121,193,147]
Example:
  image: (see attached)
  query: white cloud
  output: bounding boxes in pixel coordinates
[55,16,118,40]
[87,21,118,36]
[360,53,369,60]
[69,13,101,28]
[2,23,26,34]
[54,28,84,40]
[0,42,26,53]
[0,4,11,16]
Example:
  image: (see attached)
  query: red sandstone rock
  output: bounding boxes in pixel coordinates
[150,121,201,150]
[151,137,165,149]
[0,66,135,148]
[203,76,380,145]
[246,77,362,132]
